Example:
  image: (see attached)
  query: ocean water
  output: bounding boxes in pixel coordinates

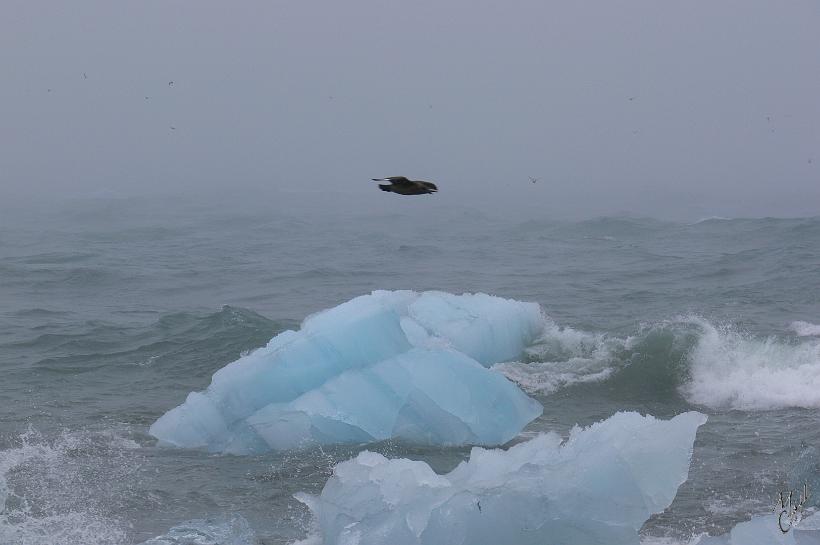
[1,197,819,544]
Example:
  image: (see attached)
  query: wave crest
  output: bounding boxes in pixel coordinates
[497,313,820,411]
[791,321,820,337]
[683,317,820,410]
[0,427,141,545]
[494,319,628,394]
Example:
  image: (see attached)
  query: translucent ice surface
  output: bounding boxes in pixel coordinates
[693,511,820,544]
[297,411,707,545]
[150,291,545,453]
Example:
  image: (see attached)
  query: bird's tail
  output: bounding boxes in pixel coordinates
[379,184,392,192]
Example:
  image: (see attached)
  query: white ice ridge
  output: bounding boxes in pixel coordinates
[150,291,545,453]
[296,411,707,545]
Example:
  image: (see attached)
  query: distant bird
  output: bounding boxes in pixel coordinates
[372,176,438,195]
[168,81,174,87]
[529,176,538,184]
[82,72,87,80]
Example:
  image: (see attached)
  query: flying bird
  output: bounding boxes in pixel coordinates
[371,176,438,195]
[529,176,538,184]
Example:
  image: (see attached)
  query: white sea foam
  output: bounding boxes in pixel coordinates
[494,319,625,394]
[682,317,820,410]
[484,312,820,412]
[0,427,140,545]
[494,360,615,394]
[138,515,257,545]
[791,321,820,337]
[693,216,733,224]
[641,538,704,545]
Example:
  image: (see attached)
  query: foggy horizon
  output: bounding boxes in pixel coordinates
[2,0,818,221]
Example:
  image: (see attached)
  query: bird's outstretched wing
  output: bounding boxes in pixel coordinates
[371,176,410,184]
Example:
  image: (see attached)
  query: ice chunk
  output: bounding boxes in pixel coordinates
[297,411,707,545]
[150,291,545,453]
[692,511,820,544]
[246,348,542,450]
[403,291,544,365]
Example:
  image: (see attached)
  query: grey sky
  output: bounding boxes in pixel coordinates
[1,0,818,219]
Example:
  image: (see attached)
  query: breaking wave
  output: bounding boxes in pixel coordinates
[683,317,820,410]
[791,321,820,337]
[499,314,820,411]
[0,427,141,545]
[137,515,257,545]
[493,319,630,394]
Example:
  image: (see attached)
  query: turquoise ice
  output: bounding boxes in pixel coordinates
[149,291,544,453]
[297,411,707,545]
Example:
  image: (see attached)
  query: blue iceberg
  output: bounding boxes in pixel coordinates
[296,411,707,545]
[150,291,545,453]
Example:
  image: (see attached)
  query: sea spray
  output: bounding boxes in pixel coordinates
[683,317,820,410]
[0,427,141,545]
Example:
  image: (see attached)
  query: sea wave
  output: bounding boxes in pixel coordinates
[1,305,288,374]
[494,319,629,394]
[0,427,141,545]
[791,321,820,337]
[693,216,733,224]
[138,515,256,545]
[683,317,820,410]
[498,313,820,411]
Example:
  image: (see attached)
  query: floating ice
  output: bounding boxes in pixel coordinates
[150,291,544,453]
[693,512,820,544]
[296,411,707,545]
